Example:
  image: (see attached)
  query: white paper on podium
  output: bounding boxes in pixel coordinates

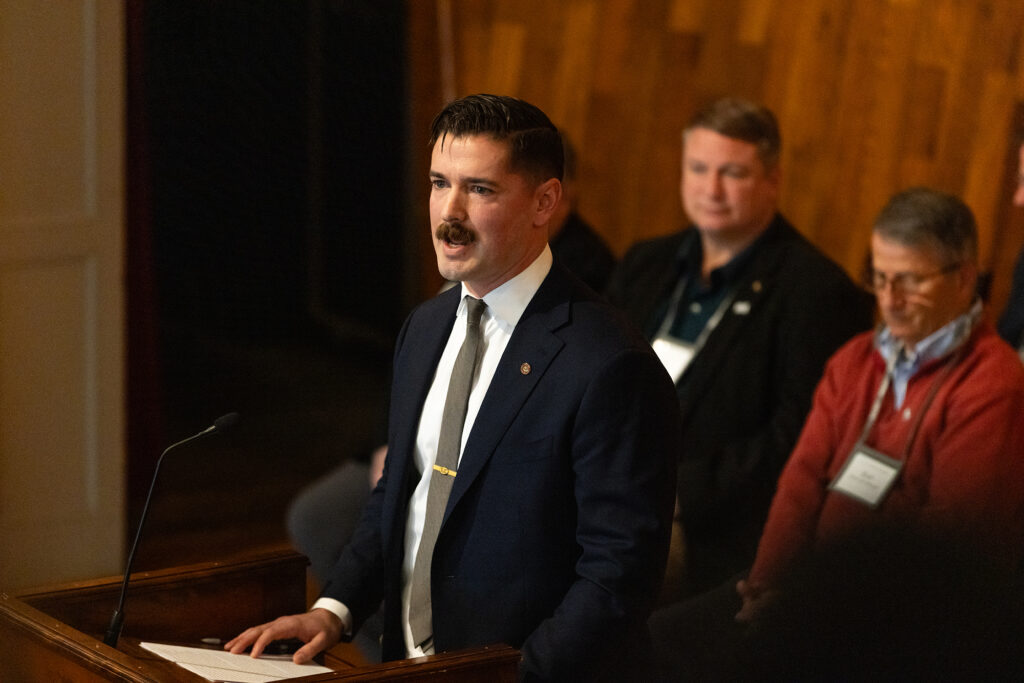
[140,642,332,682]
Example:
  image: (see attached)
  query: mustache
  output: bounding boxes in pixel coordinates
[435,221,477,245]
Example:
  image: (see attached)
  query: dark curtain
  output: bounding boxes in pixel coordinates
[124,0,406,558]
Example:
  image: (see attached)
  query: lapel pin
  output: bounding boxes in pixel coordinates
[751,280,762,293]
[520,362,531,375]
[733,301,751,315]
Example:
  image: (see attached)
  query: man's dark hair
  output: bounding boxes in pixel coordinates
[873,187,978,265]
[684,97,781,170]
[429,93,564,183]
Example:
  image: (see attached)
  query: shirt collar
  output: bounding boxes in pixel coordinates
[458,244,552,329]
[676,217,775,289]
[875,298,983,369]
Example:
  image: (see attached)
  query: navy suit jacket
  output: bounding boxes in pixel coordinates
[322,262,681,681]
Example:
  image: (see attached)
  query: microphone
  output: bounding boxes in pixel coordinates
[103,412,240,648]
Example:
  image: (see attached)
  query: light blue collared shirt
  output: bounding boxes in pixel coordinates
[874,299,982,409]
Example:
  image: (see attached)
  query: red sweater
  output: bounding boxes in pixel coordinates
[748,321,1024,589]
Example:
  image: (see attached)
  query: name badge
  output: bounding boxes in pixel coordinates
[829,443,902,509]
[651,335,695,383]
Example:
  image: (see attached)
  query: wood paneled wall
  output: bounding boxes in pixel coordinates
[406,0,1024,318]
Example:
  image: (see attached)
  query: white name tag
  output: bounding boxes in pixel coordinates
[651,335,695,383]
[829,443,902,508]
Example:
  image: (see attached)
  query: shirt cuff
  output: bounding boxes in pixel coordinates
[312,597,353,636]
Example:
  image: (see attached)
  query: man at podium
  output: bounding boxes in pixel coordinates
[227,94,681,681]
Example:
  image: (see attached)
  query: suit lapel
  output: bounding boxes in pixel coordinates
[443,269,571,519]
[384,288,460,530]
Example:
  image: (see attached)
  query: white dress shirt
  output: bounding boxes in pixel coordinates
[313,246,552,657]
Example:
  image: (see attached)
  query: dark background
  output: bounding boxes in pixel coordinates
[128,0,411,568]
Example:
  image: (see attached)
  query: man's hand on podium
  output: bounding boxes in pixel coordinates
[225,607,342,665]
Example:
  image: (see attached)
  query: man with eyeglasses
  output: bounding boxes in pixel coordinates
[738,186,1024,621]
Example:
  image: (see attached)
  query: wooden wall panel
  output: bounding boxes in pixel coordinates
[409,0,1024,318]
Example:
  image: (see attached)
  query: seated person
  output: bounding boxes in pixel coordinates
[650,187,1024,680]
[741,187,1024,614]
[548,136,616,293]
[608,97,874,598]
[287,444,387,586]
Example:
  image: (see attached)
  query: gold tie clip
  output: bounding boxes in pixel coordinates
[433,464,457,477]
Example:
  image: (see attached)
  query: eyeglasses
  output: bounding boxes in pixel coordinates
[870,262,961,293]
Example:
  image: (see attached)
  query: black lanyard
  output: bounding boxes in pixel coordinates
[654,274,743,360]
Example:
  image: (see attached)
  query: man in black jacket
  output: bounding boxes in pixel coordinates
[607,97,874,601]
[230,94,680,682]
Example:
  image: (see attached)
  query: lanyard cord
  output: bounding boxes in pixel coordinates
[857,344,967,459]
[655,273,744,361]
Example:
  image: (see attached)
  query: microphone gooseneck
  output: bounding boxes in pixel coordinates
[102,412,239,648]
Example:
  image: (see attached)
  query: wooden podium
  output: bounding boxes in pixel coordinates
[0,547,519,681]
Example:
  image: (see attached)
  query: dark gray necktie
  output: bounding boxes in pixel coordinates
[408,295,487,648]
